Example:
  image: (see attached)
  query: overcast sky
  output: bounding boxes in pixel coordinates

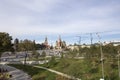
[0,0,120,45]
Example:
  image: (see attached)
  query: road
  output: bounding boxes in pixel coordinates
[33,65,81,80]
[0,64,32,80]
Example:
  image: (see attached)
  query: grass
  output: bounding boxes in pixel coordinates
[8,64,72,80]
[8,64,56,80]
[8,56,120,80]
[37,57,119,80]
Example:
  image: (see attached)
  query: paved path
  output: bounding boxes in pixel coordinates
[0,64,32,80]
[33,66,81,80]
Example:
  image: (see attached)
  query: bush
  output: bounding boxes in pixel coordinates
[47,56,56,67]
[32,73,46,80]
[89,67,99,73]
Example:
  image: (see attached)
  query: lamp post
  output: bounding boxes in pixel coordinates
[118,51,120,80]
[24,52,27,65]
[96,33,104,80]
[76,36,81,57]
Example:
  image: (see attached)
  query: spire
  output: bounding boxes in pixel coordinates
[58,35,61,42]
[45,36,47,42]
[44,36,48,45]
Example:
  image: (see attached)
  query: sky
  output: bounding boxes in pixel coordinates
[0,0,120,45]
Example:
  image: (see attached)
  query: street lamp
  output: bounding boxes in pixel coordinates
[118,51,120,79]
[24,52,27,65]
[96,33,104,80]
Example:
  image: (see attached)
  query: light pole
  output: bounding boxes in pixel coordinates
[118,51,120,80]
[76,36,81,57]
[96,33,104,80]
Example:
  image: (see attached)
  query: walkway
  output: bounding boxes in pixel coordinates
[33,66,81,80]
[0,64,32,80]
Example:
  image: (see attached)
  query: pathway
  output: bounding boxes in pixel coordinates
[33,65,81,80]
[0,64,32,80]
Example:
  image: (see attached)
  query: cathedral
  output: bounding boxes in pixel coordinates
[42,36,66,50]
[56,35,62,49]
[55,35,66,49]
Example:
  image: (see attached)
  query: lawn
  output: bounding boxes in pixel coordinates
[37,57,119,80]
[8,56,119,80]
[8,64,72,80]
[8,64,56,80]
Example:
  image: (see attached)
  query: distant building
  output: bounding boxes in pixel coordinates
[103,41,120,46]
[43,36,50,49]
[68,44,90,51]
[111,42,120,46]
[81,44,91,48]
[67,45,79,51]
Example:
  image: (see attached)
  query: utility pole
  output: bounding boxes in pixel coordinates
[90,33,93,45]
[76,36,81,45]
[96,33,104,80]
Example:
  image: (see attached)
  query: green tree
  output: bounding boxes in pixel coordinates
[18,39,36,65]
[41,51,46,57]
[0,32,12,56]
[14,38,19,51]
[18,39,35,51]
[103,44,117,58]
[47,56,56,67]
[62,41,66,48]
[32,51,40,59]
[90,45,100,57]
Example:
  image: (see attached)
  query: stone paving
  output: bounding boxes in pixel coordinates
[0,64,32,80]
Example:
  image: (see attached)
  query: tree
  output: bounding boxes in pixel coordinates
[103,44,117,58]
[90,45,100,57]
[32,51,40,59]
[14,38,19,51]
[35,43,46,50]
[47,56,56,67]
[0,32,12,56]
[17,39,36,65]
[41,51,46,57]
[62,41,66,48]
[18,39,35,51]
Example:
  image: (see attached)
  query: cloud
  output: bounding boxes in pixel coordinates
[0,0,120,44]
[1,0,60,13]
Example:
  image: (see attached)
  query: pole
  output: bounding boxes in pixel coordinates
[79,36,81,45]
[100,42,104,79]
[76,36,81,45]
[96,33,104,80]
[77,36,81,46]
[24,51,27,65]
[76,36,81,57]
[90,33,93,45]
[118,51,120,80]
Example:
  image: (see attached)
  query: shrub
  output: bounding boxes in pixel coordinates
[32,73,46,80]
